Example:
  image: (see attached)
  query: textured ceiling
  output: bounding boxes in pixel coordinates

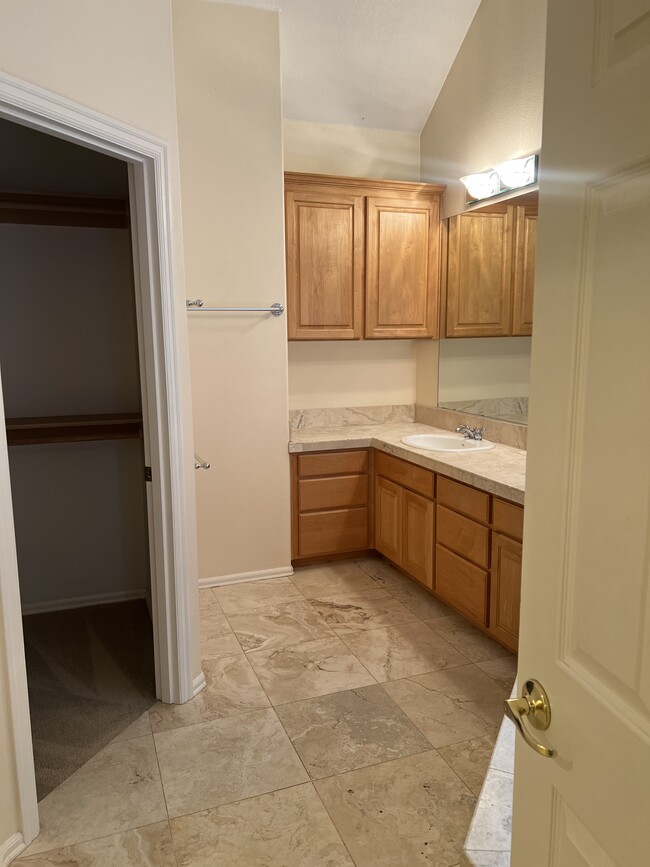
[217,0,480,132]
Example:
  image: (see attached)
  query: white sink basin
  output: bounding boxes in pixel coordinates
[401,433,495,453]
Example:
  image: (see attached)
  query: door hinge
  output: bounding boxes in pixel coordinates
[144,466,152,482]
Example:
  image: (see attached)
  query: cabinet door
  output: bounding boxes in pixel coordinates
[374,476,402,565]
[489,532,522,652]
[285,189,364,340]
[512,208,537,336]
[445,210,514,337]
[365,196,440,339]
[402,490,434,588]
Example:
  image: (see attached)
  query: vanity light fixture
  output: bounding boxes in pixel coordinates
[460,154,538,203]
[458,170,500,203]
[494,154,538,192]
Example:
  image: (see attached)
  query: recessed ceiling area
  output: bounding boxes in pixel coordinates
[218,0,480,132]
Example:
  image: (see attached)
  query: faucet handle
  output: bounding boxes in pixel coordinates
[456,424,485,441]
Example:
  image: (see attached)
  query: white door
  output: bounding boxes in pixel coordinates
[512,1,650,863]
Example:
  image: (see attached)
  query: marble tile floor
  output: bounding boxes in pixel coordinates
[18,558,517,866]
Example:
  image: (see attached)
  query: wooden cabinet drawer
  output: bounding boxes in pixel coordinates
[436,505,489,568]
[374,450,434,499]
[298,475,368,511]
[436,475,489,523]
[297,450,368,478]
[435,544,488,626]
[492,498,524,541]
[298,507,369,557]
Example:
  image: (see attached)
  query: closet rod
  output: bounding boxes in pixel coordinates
[186,299,284,317]
[194,454,210,470]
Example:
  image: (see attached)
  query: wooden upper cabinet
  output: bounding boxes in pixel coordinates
[365,196,439,339]
[284,173,444,341]
[445,210,514,338]
[285,188,364,340]
[444,192,538,339]
[512,208,537,336]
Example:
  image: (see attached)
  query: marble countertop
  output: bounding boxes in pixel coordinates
[289,422,526,504]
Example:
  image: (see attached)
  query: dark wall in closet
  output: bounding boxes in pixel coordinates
[0,120,150,612]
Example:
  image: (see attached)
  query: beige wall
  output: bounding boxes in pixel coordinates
[174,1,291,581]
[0,0,200,845]
[284,119,420,180]
[288,342,417,410]
[284,120,421,410]
[415,340,440,408]
[420,0,547,218]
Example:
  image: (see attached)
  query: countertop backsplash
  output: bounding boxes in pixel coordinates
[289,404,415,429]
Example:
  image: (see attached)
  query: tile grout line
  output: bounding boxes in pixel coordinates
[16,819,173,862]
[271,709,361,867]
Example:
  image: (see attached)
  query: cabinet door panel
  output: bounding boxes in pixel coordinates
[489,532,522,652]
[366,196,439,338]
[512,209,536,336]
[285,190,364,339]
[402,490,434,588]
[374,476,402,565]
[446,210,514,337]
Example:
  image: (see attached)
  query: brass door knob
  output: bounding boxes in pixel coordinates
[504,679,555,758]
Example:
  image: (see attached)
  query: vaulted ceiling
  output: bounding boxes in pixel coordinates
[219,0,480,132]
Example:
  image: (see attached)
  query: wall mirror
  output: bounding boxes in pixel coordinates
[437,190,538,425]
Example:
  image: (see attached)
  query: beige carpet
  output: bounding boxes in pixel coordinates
[22,599,156,801]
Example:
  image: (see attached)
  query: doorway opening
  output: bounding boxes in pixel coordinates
[0,119,156,800]
[0,74,197,849]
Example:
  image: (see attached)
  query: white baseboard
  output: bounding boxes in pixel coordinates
[193,671,207,697]
[2,833,26,866]
[198,566,294,589]
[21,589,146,616]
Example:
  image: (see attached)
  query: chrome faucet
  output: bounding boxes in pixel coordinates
[456,424,486,441]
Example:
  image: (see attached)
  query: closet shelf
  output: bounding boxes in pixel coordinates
[0,192,130,229]
[6,414,142,446]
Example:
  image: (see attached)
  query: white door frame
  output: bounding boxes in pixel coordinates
[0,72,196,846]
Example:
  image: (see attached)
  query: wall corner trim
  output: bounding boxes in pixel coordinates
[2,833,25,866]
[192,671,207,697]
[198,566,294,589]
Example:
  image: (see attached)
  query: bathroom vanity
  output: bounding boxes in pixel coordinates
[289,423,525,653]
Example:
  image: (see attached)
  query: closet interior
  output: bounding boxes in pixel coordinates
[0,119,155,800]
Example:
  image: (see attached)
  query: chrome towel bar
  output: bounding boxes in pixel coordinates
[194,454,210,470]
[186,299,284,317]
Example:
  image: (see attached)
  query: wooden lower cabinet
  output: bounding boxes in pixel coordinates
[402,490,434,588]
[291,449,370,561]
[374,476,402,564]
[291,447,523,653]
[488,532,522,652]
[435,544,489,626]
[374,474,434,588]
[298,507,369,557]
